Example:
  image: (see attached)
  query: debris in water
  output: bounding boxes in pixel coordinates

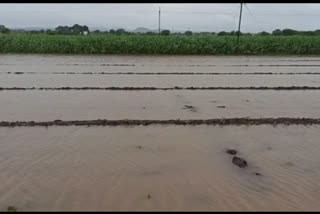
[232,156,248,168]
[226,149,237,155]
[285,162,294,167]
[182,105,197,112]
[183,105,194,109]
[7,206,17,212]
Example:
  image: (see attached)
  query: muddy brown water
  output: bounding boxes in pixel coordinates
[1,55,320,211]
[0,126,319,211]
[1,90,320,121]
[2,54,320,74]
[1,74,320,87]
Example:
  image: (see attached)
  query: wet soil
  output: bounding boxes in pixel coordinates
[1,118,320,127]
[2,86,320,91]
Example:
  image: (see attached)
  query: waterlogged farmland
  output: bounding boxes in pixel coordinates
[0,55,320,211]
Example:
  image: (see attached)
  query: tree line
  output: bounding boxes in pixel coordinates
[2,24,320,36]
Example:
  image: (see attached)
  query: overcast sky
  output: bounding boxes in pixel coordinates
[1,4,320,32]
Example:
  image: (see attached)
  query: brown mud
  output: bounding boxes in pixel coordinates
[2,86,320,91]
[4,72,320,75]
[1,117,320,127]
[232,156,248,168]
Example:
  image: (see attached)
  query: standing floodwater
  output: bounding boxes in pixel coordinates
[0,55,320,211]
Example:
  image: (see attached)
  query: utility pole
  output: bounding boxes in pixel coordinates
[236,3,243,53]
[158,7,161,36]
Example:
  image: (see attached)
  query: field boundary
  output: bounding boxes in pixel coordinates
[4,72,320,75]
[2,86,320,91]
[1,118,320,127]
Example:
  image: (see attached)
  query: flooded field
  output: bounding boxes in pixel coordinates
[0,54,320,211]
[2,74,320,87]
[2,90,320,121]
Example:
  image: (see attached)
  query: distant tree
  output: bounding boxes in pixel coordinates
[217,31,228,36]
[116,28,126,35]
[272,29,282,36]
[46,29,55,35]
[161,29,170,36]
[55,26,71,35]
[184,31,193,36]
[243,32,252,36]
[55,24,89,35]
[257,31,270,36]
[302,31,316,36]
[282,28,298,36]
[1,28,10,34]
[70,24,89,35]
[109,29,116,34]
[92,30,101,34]
[0,25,10,34]
[228,31,236,36]
[145,31,156,35]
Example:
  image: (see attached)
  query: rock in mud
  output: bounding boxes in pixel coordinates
[183,105,194,109]
[217,105,226,108]
[226,149,237,155]
[232,156,248,168]
[182,105,197,112]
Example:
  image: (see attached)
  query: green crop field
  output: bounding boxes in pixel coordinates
[0,34,319,55]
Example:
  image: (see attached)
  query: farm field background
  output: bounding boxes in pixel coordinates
[1,34,320,55]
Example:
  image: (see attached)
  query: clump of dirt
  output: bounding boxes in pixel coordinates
[217,105,226,108]
[226,149,237,155]
[285,162,294,167]
[232,156,248,168]
[182,105,197,112]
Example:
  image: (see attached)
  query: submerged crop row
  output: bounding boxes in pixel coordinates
[0,34,319,55]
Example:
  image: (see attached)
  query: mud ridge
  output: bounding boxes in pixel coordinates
[1,118,320,127]
[55,63,136,66]
[4,72,320,75]
[1,86,320,91]
[230,64,320,67]
[3,64,320,67]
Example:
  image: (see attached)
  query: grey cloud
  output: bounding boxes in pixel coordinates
[0,3,319,32]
